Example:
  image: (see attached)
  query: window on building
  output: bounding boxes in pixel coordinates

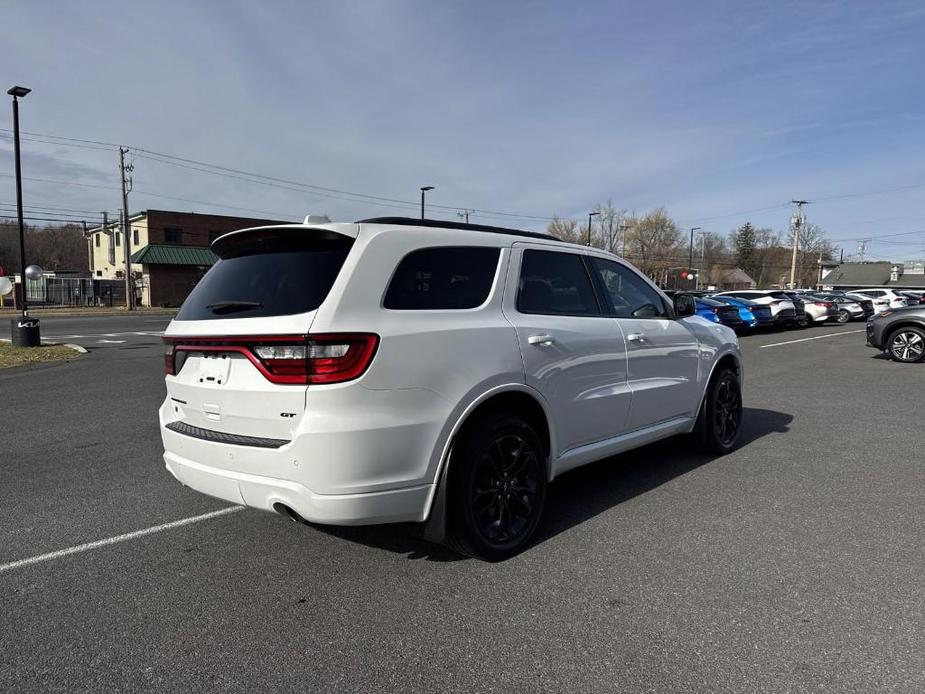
[384,247,500,310]
[96,270,102,277]
[95,233,101,247]
[133,228,139,246]
[115,232,121,247]
[164,226,183,244]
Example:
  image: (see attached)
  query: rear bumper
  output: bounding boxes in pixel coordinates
[164,450,433,525]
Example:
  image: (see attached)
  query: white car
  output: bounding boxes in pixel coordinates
[160,216,743,559]
[849,288,907,312]
[713,290,800,325]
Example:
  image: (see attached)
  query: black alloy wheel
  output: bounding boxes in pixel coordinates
[696,367,743,455]
[888,327,925,363]
[837,309,850,323]
[447,414,547,560]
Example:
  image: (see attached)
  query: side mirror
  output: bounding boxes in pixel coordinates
[673,293,696,318]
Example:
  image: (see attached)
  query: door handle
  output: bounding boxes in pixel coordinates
[626,332,646,343]
[527,334,555,346]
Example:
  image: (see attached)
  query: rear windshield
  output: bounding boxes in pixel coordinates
[175,234,352,321]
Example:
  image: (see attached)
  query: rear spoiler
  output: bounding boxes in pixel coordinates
[211,223,358,259]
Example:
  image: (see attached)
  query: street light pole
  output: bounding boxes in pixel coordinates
[688,226,701,277]
[420,186,434,219]
[587,211,600,246]
[8,86,29,316]
[7,85,41,347]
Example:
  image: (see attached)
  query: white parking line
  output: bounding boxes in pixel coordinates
[760,329,865,349]
[0,506,243,574]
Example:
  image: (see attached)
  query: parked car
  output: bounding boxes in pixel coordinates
[844,291,891,315]
[810,294,865,322]
[781,291,836,326]
[709,295,774,329]
[713,290,798,327]
[851,288,908,309]
[159,216,744,560]
[867,305,925,362]
[695,297,745,328]
[897,290,922,306]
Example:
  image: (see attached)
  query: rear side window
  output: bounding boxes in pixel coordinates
[176,233,352,320]
[517,249,600,316]
[384,247,500,310]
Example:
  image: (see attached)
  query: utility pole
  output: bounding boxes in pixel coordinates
[119,147,134,309]
[788,200,808,289]
[619,222,629,257]
[457,209,471,224]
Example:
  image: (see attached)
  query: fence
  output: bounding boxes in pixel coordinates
[23,276,127,308]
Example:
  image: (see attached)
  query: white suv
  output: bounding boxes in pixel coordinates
[160,217,744,559]
[849,288,907,312]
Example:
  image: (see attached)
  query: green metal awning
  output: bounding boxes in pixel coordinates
[131,244,217,266]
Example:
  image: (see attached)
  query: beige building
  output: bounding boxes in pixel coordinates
[87,212,149,281]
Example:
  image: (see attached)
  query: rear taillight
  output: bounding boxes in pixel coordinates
[814,301,833,308]
[164,342,176,375]
[162,333,379,385]
[769,300,781,306]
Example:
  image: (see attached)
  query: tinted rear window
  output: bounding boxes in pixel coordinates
[384,247,500,310]
[176,236,352,320]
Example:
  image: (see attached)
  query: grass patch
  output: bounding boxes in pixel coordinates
[0,342,81,369]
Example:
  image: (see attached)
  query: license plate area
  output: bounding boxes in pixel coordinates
[197,352,232,386]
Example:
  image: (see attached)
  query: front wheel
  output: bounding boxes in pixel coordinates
[446,414,547,560]
[837,309,850,324]
[887,326,925,363]
[695,367,743,455]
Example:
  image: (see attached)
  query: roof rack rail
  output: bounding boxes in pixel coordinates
[355,216,558,242]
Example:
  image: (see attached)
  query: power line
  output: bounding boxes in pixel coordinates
[1,127,555,223]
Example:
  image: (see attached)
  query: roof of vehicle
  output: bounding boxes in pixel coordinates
[356,216,559,242]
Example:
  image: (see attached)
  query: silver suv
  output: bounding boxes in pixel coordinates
[160,216,744,559]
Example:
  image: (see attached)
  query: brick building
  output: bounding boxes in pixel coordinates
[87,210,288,306]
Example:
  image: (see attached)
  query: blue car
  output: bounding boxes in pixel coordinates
[710,296,774,329]
[695,297,744,328]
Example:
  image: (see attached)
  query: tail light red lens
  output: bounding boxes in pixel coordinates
[769,300,781,306]
[164,343,176,375]
[162,334,379,385]
[814,301,833,308]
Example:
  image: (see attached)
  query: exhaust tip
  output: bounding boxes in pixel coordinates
[273,502,305,523]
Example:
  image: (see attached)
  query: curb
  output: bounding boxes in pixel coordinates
[0,338,88,354]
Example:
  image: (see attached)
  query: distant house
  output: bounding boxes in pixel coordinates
[87,210,289,306]
[721,267,756,290]
[821,260,925,290]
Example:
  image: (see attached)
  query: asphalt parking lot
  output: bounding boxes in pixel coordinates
[1,314,922,693]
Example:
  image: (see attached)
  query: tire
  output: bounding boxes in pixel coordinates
[837,309,850,324]
[887,326,925,363]
[805,313,817,327]
[694,367,743,455]
[446,414,547,561]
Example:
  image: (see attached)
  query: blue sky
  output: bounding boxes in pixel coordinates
[3,0,925,260]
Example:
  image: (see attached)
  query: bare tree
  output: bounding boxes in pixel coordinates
[547,216,580,244]
[593,200,628,254]
[624,208,682,281]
